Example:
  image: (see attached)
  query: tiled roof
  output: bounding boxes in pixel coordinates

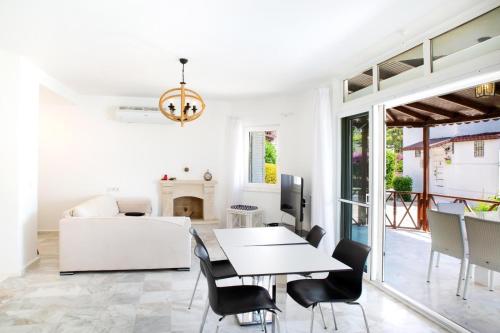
[402,132,500,151]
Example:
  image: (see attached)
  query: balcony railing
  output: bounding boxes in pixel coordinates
[385,191,500,230]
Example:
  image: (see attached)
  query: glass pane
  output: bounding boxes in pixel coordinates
[341,202,369,246]
[432,6,500,70]
[341,114,370,204]
[344,69,373,101]
[248,130,277,184]
[379,44,423,89]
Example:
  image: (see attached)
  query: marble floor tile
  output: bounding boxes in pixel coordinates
[0,226,451,332]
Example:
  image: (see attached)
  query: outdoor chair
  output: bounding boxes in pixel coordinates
[435,202,466,267]
[426,209,467,296]
[463,216,500,299]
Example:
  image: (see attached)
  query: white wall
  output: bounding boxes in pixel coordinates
[231,92,315,230]
[404,139,500,199]
[0,50,39,279]
[38,90,315,231]
[38,90,232,230]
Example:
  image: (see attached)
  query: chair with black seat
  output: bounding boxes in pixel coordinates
[188,227,237,310]
[306,225,327,248]
[195,244,281,333]
[301,225,328,329]
[287,239,371,333]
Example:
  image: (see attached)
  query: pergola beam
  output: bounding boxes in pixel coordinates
[392,106,429,122]
[386,110,500,127]
[437,94,495,114]
[407,102,458,119]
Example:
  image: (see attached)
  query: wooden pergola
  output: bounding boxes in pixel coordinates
[385,82,500,231]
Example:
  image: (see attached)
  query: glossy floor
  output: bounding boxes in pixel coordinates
[0,225,448,332]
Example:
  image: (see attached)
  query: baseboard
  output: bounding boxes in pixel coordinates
[22,256,40,273]
[38,229,59,233]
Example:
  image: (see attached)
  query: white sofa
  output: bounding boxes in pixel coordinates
[59,195,191,273]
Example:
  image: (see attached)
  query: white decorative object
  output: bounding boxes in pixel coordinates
[161,180,217,221]
[226,207,263,228]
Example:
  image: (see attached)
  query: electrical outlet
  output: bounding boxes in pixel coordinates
[106,187,120,192]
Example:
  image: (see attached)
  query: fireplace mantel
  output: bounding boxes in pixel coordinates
[160,180,217,221]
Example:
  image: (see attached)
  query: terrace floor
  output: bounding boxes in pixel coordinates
[384,228,500,333]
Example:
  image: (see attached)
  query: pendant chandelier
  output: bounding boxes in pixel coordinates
[159,58,206,126]
[474,82,496,98]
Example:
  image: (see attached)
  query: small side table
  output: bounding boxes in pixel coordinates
[226,208,263,228]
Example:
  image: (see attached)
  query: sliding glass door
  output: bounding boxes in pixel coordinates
[340,113,370,248]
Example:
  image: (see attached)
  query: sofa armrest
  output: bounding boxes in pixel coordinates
[116,198,152,214]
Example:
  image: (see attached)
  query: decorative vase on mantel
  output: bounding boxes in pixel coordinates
[203,169,213,181]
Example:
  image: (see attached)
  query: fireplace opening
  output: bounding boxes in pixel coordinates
[173,196,204,219]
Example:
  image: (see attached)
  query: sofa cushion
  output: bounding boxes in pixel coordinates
[72,195,119,217]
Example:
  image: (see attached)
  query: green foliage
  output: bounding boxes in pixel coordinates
[386,150,395,188]
[265,141,277,164]
[386,128,403,153]
[395,156,403,173]
[265,163,277,184]
[393,176,413,201]
[473,195,500,212]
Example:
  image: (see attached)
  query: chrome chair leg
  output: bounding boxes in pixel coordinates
[260,310,268,333]
[215,316,225,333]
[189,269,202,309]
[330,303,338,330]
[463,261,472,300]
[347,302,369,333]
[310,305,315,333]
[199,298,209,333]
[318,304,327,329]
[274,312,282,333]
[456,259,466,296]
[426,250,434,282]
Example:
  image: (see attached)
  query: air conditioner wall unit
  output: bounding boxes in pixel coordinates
[115,106,172,124]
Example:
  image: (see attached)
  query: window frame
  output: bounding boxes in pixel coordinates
[474,140,484,158]
[243,125,280,192]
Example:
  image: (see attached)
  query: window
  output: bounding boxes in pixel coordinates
[378,44,423,90]
[344,68,373,101]
[415,150,421,158]
[432,6,500,71]
[246,127,278,186]
[474,140,484,157]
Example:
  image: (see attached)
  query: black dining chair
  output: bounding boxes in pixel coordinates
[305,225,327,248]
[195,244,281,333]
[299,225,328,328]
[287,239,371,333]
[188,227,237,310]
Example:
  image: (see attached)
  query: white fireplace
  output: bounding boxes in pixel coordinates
[160,180,217,221]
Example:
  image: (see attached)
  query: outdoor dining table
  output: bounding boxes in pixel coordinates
[213,227,352,333]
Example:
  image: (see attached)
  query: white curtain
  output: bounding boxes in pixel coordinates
[312,87,335,254]
[225,117,244,209]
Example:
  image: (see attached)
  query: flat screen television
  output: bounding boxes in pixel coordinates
[280,174,304,230]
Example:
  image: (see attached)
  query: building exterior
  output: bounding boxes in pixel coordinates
[402,123,500,200]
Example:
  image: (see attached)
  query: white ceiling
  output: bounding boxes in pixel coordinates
[0,0,485,98]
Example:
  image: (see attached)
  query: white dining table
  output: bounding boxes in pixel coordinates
[214,227,351,333]
[214,226,308,247]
